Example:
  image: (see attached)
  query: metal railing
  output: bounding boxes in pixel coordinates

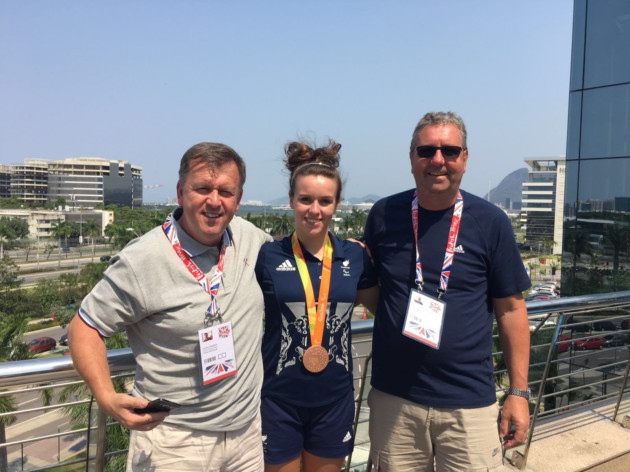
[1,291,630,471]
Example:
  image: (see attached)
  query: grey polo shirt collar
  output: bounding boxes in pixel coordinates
[170,208,233,258]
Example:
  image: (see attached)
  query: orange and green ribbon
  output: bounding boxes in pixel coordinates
[291,233,333,347]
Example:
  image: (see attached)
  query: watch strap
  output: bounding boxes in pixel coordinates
[507,387,531,400]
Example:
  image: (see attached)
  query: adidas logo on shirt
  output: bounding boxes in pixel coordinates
[342,431,352,443]
[454,244,465,254]
[276,259,296,271]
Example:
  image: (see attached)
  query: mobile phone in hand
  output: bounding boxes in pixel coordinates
[133,398,181,414]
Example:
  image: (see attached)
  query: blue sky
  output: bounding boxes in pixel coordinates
[1,1,573,205]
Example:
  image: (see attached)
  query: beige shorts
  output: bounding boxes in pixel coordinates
[127,412,263,471]
[368,388,507,472]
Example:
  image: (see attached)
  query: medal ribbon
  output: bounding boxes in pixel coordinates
[291,233,333,347]
[411,191,463,298]
[163,211,229,318]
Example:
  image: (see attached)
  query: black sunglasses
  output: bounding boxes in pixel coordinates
[416,145,464,159]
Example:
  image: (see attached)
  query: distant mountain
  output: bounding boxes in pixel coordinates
[266,170,528,208]
[268,196,289,206]
[347,194,381,204]
[482,167,528,209]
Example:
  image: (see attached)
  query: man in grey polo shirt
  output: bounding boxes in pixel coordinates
[68,142,272,471]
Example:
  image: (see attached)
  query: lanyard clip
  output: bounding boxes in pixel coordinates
[204,310,223,327]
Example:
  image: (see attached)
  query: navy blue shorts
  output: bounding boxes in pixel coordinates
[261,390,355,464]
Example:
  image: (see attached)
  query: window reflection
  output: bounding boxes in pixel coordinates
[580,85,630,159]
[576,158,630,202]
[569,0,586,90]
[584,0,630,88]
[566,92,581,158]
[561,158,630,295]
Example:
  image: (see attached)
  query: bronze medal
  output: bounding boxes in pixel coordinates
[303,345,329,373]
[292,234,334,375]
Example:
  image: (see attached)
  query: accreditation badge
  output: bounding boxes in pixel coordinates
[402,290,446,349]
[198,321,237,385]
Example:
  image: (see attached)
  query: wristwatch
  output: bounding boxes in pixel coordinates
[507,387,531,400]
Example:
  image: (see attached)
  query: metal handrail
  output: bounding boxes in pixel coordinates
[2,292,628,388]
[1,290,629,471]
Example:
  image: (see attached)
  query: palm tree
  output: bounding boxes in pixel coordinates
[563,228,595,295]
[244,213,266,231]
[82,219,101,261]
[37,260,125,470]
[543,238,557,256]
[564,229,592,264]
[270,213,293,237]
[0,395,17,472]
[58,331,131,471]
[51,219,75,249]
[0,313,31,472]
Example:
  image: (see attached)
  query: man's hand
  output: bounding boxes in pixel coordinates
[100,393,170,431]
[500,395,530,449]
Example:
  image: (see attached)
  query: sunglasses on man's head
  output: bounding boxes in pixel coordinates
[416,145,464,160]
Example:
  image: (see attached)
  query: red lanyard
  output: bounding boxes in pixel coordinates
[411,191,463,298]
[163,212,228,319]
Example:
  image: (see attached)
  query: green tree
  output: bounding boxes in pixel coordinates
[53,196,67,209]
[270,213,293,237]
[82,218,100,244]
[0,217,29,259]
[244,213,268,232]
[105,223,136,249]
[0,257,21,296]
[543,238,556,255]
[0,312,31,472]
[346,209,368,238]
[51,219,75,248]
[110,206,169,236]
[0,394,17,472]
[83,218,101,260]
[58,332,130,472]
[34,280,62,318]
[563,229,593,295]
[80,262,110,293]
[564,229,592,262]
[606,224,630,272]
[0,197,22,209]
[0,314,30,361]
[0,257,24,316]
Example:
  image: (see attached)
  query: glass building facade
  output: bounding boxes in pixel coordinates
[562,0,630,295]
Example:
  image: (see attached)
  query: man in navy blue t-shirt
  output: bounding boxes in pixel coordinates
[364,111,531,471]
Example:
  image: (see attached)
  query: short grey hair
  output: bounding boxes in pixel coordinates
[409,111,467,151]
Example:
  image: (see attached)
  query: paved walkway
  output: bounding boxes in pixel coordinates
[505,397,630,471]
[6,408,87,470]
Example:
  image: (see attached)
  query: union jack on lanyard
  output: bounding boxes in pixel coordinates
[411,191,463,298]
[440,195,463,294]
